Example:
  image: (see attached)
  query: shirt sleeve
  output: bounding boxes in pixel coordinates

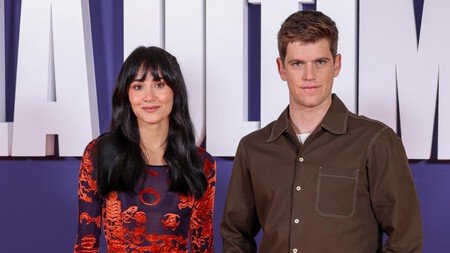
[221,140,261,253]
[367,128,423,252]
[190,154,216,253]
[74,142,102,253]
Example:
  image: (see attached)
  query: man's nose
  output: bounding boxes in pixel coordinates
[303,63,316,80]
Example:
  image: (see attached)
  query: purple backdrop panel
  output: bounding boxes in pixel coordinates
[411,163,450,252]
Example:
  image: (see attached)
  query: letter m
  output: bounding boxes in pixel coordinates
[359,0,450,159]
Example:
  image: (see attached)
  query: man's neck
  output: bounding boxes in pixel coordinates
[289,99,332,134]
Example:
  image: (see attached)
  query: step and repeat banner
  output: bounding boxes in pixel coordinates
[0,0,449,252]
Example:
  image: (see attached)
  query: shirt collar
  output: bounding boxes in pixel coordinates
[266,94,349,143]
[320,94,349,135]
[267,106,291,143]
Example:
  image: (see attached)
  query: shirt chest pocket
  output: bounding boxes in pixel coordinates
[315,166,359,219]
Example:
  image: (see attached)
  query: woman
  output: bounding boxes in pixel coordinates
[74,46,216,252]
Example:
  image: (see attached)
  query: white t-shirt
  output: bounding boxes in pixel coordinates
[297,133,311,144]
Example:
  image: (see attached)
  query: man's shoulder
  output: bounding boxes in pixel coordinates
[347,111,391,133]
[346,111,406,149]
[239,120,276,146]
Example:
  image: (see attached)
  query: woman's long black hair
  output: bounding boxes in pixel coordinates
[93,46,207,199]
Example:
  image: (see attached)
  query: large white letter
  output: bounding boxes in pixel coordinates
[12,0,99,156]
[359,0,450,159]
[0,0,4,124]
[437,2,450,159]
[0,0,12,156]
[123,0,164,57]
[316,0,357,113]
[166,0,205,145]
[206,0,259,156]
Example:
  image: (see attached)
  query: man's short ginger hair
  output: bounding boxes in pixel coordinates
[277,10,339,62]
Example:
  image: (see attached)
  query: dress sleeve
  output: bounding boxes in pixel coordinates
[189,153,216,253]
[221,140,261,253]
[74,142,103,253]
[367,128,423,252]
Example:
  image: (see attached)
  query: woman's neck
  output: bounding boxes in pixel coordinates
[138,122,169,165]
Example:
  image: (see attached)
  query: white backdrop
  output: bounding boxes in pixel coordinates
[1,0,449,159]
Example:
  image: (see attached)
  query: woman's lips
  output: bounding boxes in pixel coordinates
[142,106,159,113]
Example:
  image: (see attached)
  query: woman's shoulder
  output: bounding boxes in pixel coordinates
[196,147,216,173]
[196,146,214,162]
[83,132,112,156]
[85,138,97,149]
[82,137,101,157]
[82,133,112,162]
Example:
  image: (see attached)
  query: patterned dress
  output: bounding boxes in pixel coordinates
[74,142,216,253]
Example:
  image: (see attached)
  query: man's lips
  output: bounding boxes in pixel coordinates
[301,85,320,90]
[142,106,159,113]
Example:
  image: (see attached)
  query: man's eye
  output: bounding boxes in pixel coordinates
[292,61,302,67]
[317,60,327,65]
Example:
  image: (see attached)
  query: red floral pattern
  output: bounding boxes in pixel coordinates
[74,142,216,253]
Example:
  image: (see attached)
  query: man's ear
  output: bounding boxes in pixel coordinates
[276,57,287,81]
[333,54,342,77]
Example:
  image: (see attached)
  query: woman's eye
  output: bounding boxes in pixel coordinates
[155,82,165,88]
[132,84,143,90]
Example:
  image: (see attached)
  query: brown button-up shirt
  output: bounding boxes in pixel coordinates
[221,95,422,253]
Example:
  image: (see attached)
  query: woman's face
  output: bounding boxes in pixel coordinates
[128,70,174,128]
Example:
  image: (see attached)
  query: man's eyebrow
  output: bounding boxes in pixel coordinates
[315,57,332,61]
[287,58,305,64]
[287,56,332,64]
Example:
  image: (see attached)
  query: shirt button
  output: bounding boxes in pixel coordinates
[299,157,304,162]
[296,186,301,191]
[293,248,298,253]
[294,218,299,224]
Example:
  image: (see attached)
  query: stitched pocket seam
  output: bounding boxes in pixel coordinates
[315,167,359,219]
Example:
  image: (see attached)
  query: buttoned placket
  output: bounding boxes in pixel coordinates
[289,142,305,253]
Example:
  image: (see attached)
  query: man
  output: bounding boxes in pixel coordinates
[221,10,422,253]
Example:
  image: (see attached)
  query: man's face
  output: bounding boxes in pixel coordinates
[277,38,341,110]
